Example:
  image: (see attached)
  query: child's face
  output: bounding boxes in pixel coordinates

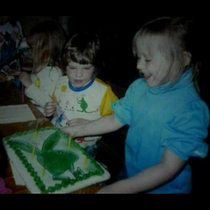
[135,35,170,87]
[66,61,94,88]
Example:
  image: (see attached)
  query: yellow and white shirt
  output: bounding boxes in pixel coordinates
[51,76,118,148]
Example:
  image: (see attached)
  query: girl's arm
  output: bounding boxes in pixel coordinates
[18,72,32,88]
[66,118,93,127]
[61,114,124,137]
[98,149,186,193]
[25,83,52,108]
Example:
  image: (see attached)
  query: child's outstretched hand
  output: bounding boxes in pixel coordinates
[60,125,80,138]
[44,101,57,117]
[60,118,92,137]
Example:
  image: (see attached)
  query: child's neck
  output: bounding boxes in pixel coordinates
[69,76,95,92]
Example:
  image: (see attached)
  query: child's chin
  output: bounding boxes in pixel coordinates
[147,81,159,88]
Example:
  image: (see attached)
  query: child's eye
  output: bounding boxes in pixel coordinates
[84,65,92,70]
[145,60,151,62]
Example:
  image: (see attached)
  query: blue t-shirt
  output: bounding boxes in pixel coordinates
[111,69,209,193]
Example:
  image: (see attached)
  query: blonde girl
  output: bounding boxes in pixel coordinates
[60,17,209,193]
[18,20,66,115]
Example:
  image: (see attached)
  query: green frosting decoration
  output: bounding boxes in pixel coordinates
[4,127,104,193]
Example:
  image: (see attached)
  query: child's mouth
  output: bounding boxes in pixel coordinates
[144,75,151,80]
[74,80,83,84]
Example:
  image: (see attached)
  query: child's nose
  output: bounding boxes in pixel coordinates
[136,58,144,71]
[76,69,83,77]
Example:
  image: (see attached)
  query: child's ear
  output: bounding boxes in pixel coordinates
[181,51,192,67]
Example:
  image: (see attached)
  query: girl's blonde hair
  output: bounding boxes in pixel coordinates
[27,20,66,73]
[62,31,103,75]
[132,17,200,86]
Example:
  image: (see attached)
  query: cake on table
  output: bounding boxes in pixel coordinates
[3,127,110,193]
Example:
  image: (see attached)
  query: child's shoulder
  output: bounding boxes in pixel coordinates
[38,66,63,80]
[95,78,111,89]
[128,78,146,90]
[132,77,145,85]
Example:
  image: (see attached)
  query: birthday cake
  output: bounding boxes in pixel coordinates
[3,127,110,193]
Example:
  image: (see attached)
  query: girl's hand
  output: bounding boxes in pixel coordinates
[66,118,91,127]
[61,119,93,137]
[44,102,57,117]
[60,126,80,138]
[62,114,123,139]
[18,72,32,88]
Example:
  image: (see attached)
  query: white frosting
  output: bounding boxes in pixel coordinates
[3,127,110,193]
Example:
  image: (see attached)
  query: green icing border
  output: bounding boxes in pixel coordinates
[4,127,104,193]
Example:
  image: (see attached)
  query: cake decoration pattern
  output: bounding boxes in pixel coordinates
[3,127,110,193]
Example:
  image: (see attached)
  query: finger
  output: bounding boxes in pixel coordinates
[45,106,56,113]
[45,110,55,117]
[60,127,75,137]
[66,121,71,126]
[45,102,57,107]
[44,106,56,115]
[66,119,76,124]
[66,120,77,127]
[66,119,81,126]
[60,127,70,134]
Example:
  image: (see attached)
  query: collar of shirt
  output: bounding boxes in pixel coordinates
[148,68,194,95]
[68,76,95,92]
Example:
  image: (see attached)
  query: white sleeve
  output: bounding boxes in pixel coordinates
[25,83,51,107]
[25,67,62,107]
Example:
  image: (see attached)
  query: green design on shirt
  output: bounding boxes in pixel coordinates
[77,97,94,113]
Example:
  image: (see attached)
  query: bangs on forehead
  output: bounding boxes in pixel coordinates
[134,35,153,57]
[69,50,92,65]
[134,34,171,58]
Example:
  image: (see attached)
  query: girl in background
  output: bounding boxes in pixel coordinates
[18,20,66,115]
